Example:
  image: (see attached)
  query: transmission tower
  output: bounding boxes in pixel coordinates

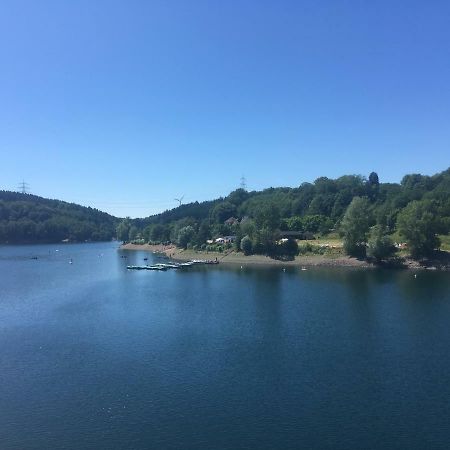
[18,180,30,194]
[240,175,247,191]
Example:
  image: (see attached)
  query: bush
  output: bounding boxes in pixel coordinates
[341,197,371,257]
[367,227,396,261]
[397,200,442,258]
[278,239,298,258]
[298,243,313,255]
[240,235,252,255]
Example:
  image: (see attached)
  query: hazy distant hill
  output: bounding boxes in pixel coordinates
[0,191,118,244]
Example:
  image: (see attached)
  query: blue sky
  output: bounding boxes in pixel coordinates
[1,0,449,217]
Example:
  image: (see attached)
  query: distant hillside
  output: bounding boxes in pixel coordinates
[137,167,450,230]
[117,167,450,259]
[0,191,118,244]
[2,166,450,252]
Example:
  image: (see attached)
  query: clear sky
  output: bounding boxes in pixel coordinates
[1,0,449,217]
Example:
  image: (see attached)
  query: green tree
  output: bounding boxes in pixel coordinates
[367,226,396,262]
[240,235,252,255]
[128,225,139,241]
[194,220,211,246]
[341,197,371,257]
[286,216,304,232]
[240,218,256,239]
[226,188,249,207]
[278,238,298,259]
[150,224,168,242]
[367,172,380,201]
[255,203,280,232]
[397,200,442,258]
[177,225,195,249]
[116,218,131,242]
[211,201,237,224]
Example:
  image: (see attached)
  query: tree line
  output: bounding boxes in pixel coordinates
[117,167,450,261]
[0,191,117,244]
[1,167,449,259]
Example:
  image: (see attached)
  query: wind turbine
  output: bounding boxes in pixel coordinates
[174,195,184,206]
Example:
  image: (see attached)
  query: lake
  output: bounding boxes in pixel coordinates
[0,242,449,449]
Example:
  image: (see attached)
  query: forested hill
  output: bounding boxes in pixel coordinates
[0,191,118,244]
[118,167,450,258]
[2,166,450,251]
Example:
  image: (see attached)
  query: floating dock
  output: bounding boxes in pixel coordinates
[126,259,219,271]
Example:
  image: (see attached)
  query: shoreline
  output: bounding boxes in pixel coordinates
[120,243,377,269]
[120,243,450,271]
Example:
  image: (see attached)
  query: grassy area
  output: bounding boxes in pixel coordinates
[296,235,344,257]
[302,237,343,248]
[439,235,450,252]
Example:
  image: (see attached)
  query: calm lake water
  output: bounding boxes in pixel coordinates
[1,242,449,450]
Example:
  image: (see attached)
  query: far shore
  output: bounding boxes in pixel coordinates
[121,243,378,269]
[120,243,450,271]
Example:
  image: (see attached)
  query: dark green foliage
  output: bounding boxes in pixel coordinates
[254,203,280,232]
[341,197,371,257]
[368,172,379,186]
[298,242,313,255]
[278,239,298,258]
[193,220,211,247]
[240,235,252,255]
[226,188,249,207]
[126,168,450,255]
[286,215,333,234]
[4,167,449,253]
[291,183,315,215]
[150,223,170,242]
[397,200,443,258]
[0,191,117,244]
[177,225,195,249]
[128,225,139,241]
[211,201,237,223]
[367,226,396,261]
[367,172,380,200]
[116,218,131,243]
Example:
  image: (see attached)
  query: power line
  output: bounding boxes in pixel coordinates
[18,180,30,194]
